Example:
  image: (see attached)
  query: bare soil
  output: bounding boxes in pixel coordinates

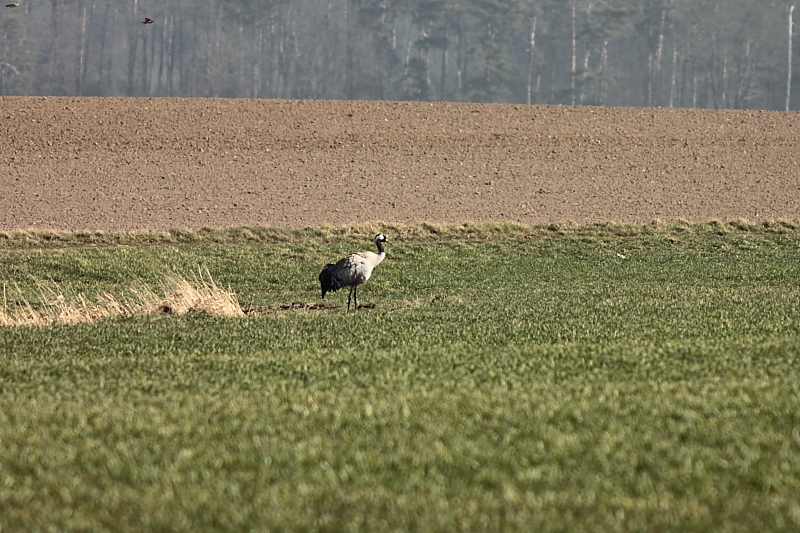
[1,96,798,232]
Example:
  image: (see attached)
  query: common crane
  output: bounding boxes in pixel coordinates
[319,234,390,311]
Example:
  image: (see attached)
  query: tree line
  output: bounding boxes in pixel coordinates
[0,0,796,110]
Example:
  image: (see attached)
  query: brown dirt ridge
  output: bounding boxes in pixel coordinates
[1,96,798,232]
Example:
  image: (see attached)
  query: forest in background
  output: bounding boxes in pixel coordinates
[0,0,797,110]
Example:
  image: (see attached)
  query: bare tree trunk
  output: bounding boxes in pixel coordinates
[599,40,608,104]
[86,3,96,91]
[721,46,727,108]
[277,6,289,98]
[646,51,653,105]
[141,20,150,95]
[24,0,32,37]
[289,9,300,98]
[108,6,119,94]
[177,11,189,96]
[97,3,112,95]
[526,16,536,105]
[456,14,464,92]
[648,1,668,106]
[148,13,157,94]
[391,9,397,50]
[655,4,666,65]
[709,38,719,108]
[418,22,432,100]
[404,21,414,75]
[208,2,223,97]
[47,0,63,93]
[267,12,275,96]
[732,42,754,109]
[186,11,200,96]
[127,0,139,95]
[787,5,795,111]
[147,10,159,95]
[157,7,171,95]
[253,25,262,98]
[167,9,177,96]
[440,19,448,101]
[77,1,87,95]
[669,30,677,108]
[570,3,576,105]
[240,21,248,97]
[580,47,590,103]
[214,2,224,97]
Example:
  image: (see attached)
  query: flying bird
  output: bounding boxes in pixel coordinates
[5,3,20,7]
[319,233,390,311]
[142,17,154,24]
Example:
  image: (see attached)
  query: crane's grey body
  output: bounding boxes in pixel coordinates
[319,234,390,311]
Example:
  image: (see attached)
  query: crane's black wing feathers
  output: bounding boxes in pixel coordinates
[319,263,337,298]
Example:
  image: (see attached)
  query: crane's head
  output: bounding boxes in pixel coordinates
[374,233,391,245]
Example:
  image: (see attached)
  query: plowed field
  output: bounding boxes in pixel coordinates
[2,97,798,231]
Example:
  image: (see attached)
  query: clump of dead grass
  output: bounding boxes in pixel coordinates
[0,269,241,327]
[0,283,133,327]
[144,270,243,317]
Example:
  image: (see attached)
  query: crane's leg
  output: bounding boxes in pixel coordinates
[353,286,358,310]
[346,288,353,311]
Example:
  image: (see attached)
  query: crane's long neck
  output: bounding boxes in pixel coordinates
[375,240,386,255]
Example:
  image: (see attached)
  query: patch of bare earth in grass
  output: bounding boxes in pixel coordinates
[243,302,332,313]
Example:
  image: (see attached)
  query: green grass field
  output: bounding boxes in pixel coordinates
[1,221,800,532]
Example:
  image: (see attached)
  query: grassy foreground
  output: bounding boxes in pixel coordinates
[1,222,800,532]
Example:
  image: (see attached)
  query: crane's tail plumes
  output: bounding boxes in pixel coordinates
[319,263,337,298]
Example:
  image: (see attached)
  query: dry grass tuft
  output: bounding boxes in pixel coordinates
[0,269,241,327]
[0,282,138,327]
[147,270,243,317]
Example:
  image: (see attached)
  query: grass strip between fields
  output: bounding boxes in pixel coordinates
[0,219,798,248]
